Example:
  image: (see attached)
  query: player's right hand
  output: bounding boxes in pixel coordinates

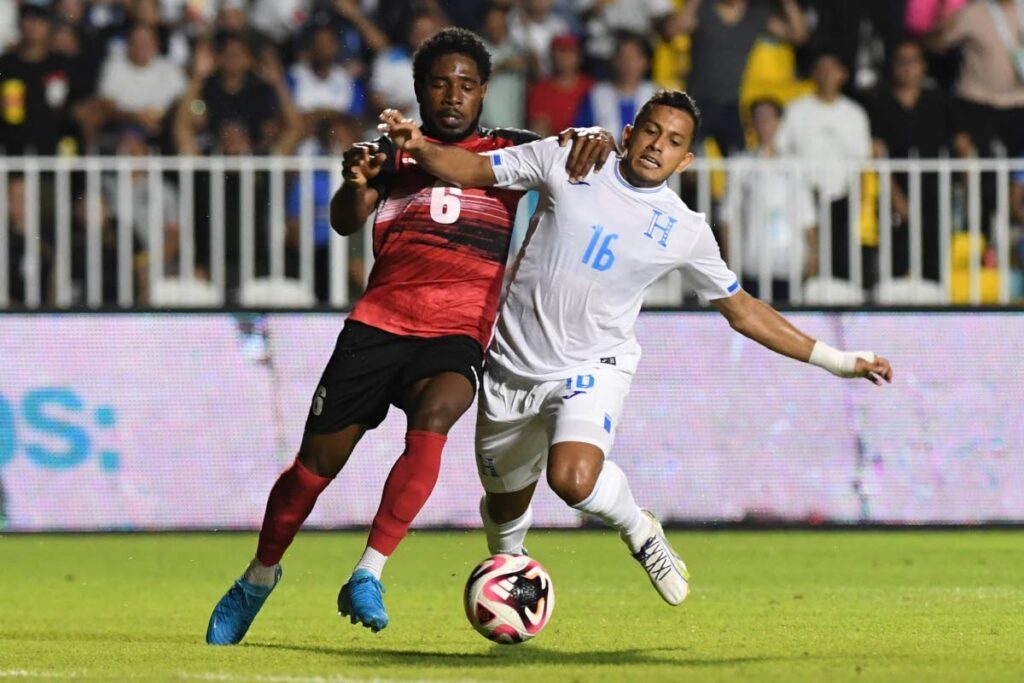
[853,355,894,386]
[378,109,424,152]
[342,142,386,187]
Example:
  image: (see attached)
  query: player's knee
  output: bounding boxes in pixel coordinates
[297,447,335,478]
[411,398,466,435]
[546,460,598,506]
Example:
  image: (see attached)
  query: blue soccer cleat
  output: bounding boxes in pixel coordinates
[205,565,282,645]
[338,569,388,632]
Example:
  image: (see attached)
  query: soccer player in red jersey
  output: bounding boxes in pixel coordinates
[205,27,615,644]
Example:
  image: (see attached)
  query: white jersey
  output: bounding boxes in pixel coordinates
[486,137,739,381]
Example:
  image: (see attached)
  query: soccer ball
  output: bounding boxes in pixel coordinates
[463,554,555,644]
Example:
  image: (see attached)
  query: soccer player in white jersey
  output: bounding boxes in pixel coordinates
[378,91,894,606]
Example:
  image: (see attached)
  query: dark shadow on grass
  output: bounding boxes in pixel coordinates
[0,630,194,646]
[246,642,836,669]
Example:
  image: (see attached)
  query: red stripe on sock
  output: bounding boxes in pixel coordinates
[255,457,332,566]
[366,430,447,556]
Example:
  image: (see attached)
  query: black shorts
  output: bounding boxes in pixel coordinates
[304,320,483,434]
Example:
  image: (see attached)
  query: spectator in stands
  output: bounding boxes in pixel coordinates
[801,0,906,94]
[527,34,595,136]
[249,0,314,46]
[285,114,363,302]
[51,16,108,152]
[173,32,303,155]
[871,40,965,282]
[53,0,119,81]
[775,51,872,283]
[509,0,573,77]
[6,173,54,306]
[1014,164,1024,228]
[370,13,443,116]
[480,1,528,129]
[929,0,1024,157]
[373,0,449,42]
[327,0,390,66]
[651,2,690,91]
[574,32,658,138]
[102,125,183,301]
[288,23,366,154]
[70,181,124,305]
[575,0,674,75]
[215,1,251,36]
[679,0,807,155]
[0,0,16,54]
[906,0,967,35]
[720,98,817,302]
[0,3,87,155]
[97,24,187,144]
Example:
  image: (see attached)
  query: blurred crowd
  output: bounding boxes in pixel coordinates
[3,0,1024,305]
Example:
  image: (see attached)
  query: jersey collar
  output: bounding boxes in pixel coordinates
[614,157,666,194]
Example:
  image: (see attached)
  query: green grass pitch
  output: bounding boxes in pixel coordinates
[2,529,1022,682]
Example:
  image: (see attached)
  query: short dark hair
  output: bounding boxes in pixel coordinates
[412,27,492,86]
[215,30,252,55]
[635,89,702,140]
[748,97,783,118]
[613,31,652,61]
[813,49,846,69]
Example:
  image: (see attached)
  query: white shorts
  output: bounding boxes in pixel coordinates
[475,364,633,494]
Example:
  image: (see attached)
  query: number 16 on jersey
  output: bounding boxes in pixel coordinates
[582,225,618,272]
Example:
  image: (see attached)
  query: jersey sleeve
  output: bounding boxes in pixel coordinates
[491,127,543,145]
[680,221,740,301]
[487,137,567,191]
[366,134,399,200]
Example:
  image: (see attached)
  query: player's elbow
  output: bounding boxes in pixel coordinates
[329,191,368,236]
[720,291,760,336]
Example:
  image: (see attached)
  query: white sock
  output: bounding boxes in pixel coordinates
[353,547,388,579]
[480,496,533,555]
[242,558,279,587]
[572,460,650,552]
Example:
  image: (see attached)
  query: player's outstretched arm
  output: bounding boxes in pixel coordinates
[330,142,386,236]
[379,109,498,188]
[712,290,894,385]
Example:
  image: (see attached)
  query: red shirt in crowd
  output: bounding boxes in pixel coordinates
[527,75,595,135]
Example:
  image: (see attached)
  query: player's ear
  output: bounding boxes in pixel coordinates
[621,124,633,149]
[674,151,695,174]
[480,81,488,99]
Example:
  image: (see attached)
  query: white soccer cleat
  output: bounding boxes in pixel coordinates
[625,511,689,606]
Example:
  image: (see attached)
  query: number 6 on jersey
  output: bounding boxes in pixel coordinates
[430,183,462,224]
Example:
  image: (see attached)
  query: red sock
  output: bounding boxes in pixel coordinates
[255,457,332,566]
[367,430,447,556]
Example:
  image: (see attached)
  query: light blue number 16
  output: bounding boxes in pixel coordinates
[582,225,618,271]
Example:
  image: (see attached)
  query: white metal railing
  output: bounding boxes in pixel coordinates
[1,155,1022,309]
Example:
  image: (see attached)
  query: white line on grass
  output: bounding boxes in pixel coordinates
[0,673,80,679]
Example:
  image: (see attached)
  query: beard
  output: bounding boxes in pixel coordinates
[419,108,483,143]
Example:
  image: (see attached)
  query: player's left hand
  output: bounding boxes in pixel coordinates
[378,109,425,152]
[854,355,894,386]
[557,127,617,183]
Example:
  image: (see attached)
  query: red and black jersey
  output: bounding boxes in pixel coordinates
[349,128,540,349]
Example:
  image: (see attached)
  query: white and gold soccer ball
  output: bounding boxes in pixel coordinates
[463,554,555,644]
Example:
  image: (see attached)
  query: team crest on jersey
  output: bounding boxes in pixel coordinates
[644,209,677,248]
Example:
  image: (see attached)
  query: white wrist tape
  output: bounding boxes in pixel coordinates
[809,341,875,378]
